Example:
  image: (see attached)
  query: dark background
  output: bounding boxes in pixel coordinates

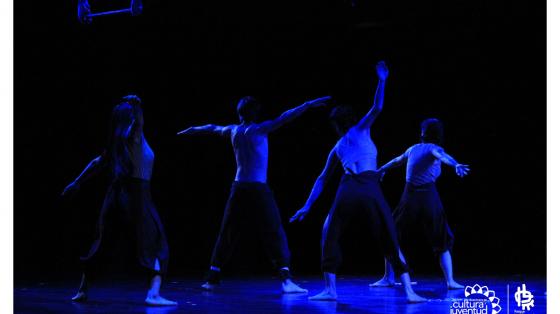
[15,0,545,281]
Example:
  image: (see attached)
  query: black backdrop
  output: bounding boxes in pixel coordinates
[15,0,545,281]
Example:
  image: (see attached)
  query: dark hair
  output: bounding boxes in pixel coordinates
[420,118,444,145]
[329,105,358,134]
[236,96,261,123]
[106,96,143,178]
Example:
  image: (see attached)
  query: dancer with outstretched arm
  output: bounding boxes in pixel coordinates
[370,118,469,289]
[62,95,176,306]
[290,61,426,302]
[177,95,331,293]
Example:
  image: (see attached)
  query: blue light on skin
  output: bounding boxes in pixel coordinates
[177,95,331,293]
[290,61,426,303]
[371,118,470,290]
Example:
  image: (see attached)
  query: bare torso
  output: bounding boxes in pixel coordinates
[230,124,268,183]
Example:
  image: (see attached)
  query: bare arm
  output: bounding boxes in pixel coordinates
[290,148,339,223]
[62,154,107,195]
[431,148,470,178]
[379,152,407,173]
[356,61,388,130]
[254,96,331,133]
[177,124,233,137]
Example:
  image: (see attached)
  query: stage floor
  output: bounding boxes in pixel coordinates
[15,275,546,313]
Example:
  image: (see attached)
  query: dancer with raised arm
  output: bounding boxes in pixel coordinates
[290,61,426,302]
[62,95,176,306]
[370,118,469,289]
[177,95,331,293]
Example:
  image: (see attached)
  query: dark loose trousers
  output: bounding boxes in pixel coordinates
[210,182,291,271]
[393,182,454,254]
[81,177,170,276]
[322,171,409,275]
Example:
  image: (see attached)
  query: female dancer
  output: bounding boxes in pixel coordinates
[290,61,426,302]
[62,95,176,306]
[371,118,469,289]
[177,95,330,293]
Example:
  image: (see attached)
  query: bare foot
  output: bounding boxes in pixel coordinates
[201,282,218,291]
[406,292,427,303]
[145,295,178,306]
[282,279,308,294]
[309,290,337,301]
[369,277,396,287]
[447,280,465,290]
[71,291,87,302]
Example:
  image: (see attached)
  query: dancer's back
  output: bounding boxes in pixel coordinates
[230,123,268,183]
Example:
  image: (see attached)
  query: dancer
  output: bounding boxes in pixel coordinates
[177,95,331,293]
[370,118,469,289]
[290,61,426,302]
[62,95,176,306]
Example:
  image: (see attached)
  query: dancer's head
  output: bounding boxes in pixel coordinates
[420,118,444,145]
[330,105,358,136]
[237,96,261,123]
[107,95,143,178]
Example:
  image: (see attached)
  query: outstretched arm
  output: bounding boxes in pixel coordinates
[356,61,389,130]
[431,148,470,178]
[255,96,331,133]
[290,148,339,223]
[379,152,407,173]
[62,154,107,196]
[177,124,233,137]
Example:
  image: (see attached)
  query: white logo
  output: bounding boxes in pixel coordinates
[450,284,502,314]
[514,284,535,311]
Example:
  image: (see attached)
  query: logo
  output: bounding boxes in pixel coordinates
[514,284,535,312]
[450,284,502,314]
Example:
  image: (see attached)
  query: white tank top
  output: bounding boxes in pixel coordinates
[334,126,378,172]
[405,143,442,185]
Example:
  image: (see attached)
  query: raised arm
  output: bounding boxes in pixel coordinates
[254,96,331,133]
[431,148,470,178]
[62,154,107,196]
[290,148,339,223]
[356,61,389,130]
[177,124,234,137]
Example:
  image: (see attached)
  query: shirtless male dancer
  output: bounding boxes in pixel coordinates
[177,95,331,293]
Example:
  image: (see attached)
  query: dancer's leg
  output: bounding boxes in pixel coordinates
[309,272,337,301]
[203,185,244,290]
[71,272,88,302]
[72,184,117,302]
[370,183,426,302]
[255,185,306,293]
[311,205,347,300]
[145,267,177,306]
[420,184,461,289]
[370,258,396,287]
[439,250,463,289]
[123,179,176,305]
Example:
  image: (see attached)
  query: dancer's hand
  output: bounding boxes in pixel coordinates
[290,206,311,223]
[62,181,80,196]
[78,0,92,24]
[177,127,195,136]
[376,61,389,81]
[304,96,332,109]
[455,164,470,178]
